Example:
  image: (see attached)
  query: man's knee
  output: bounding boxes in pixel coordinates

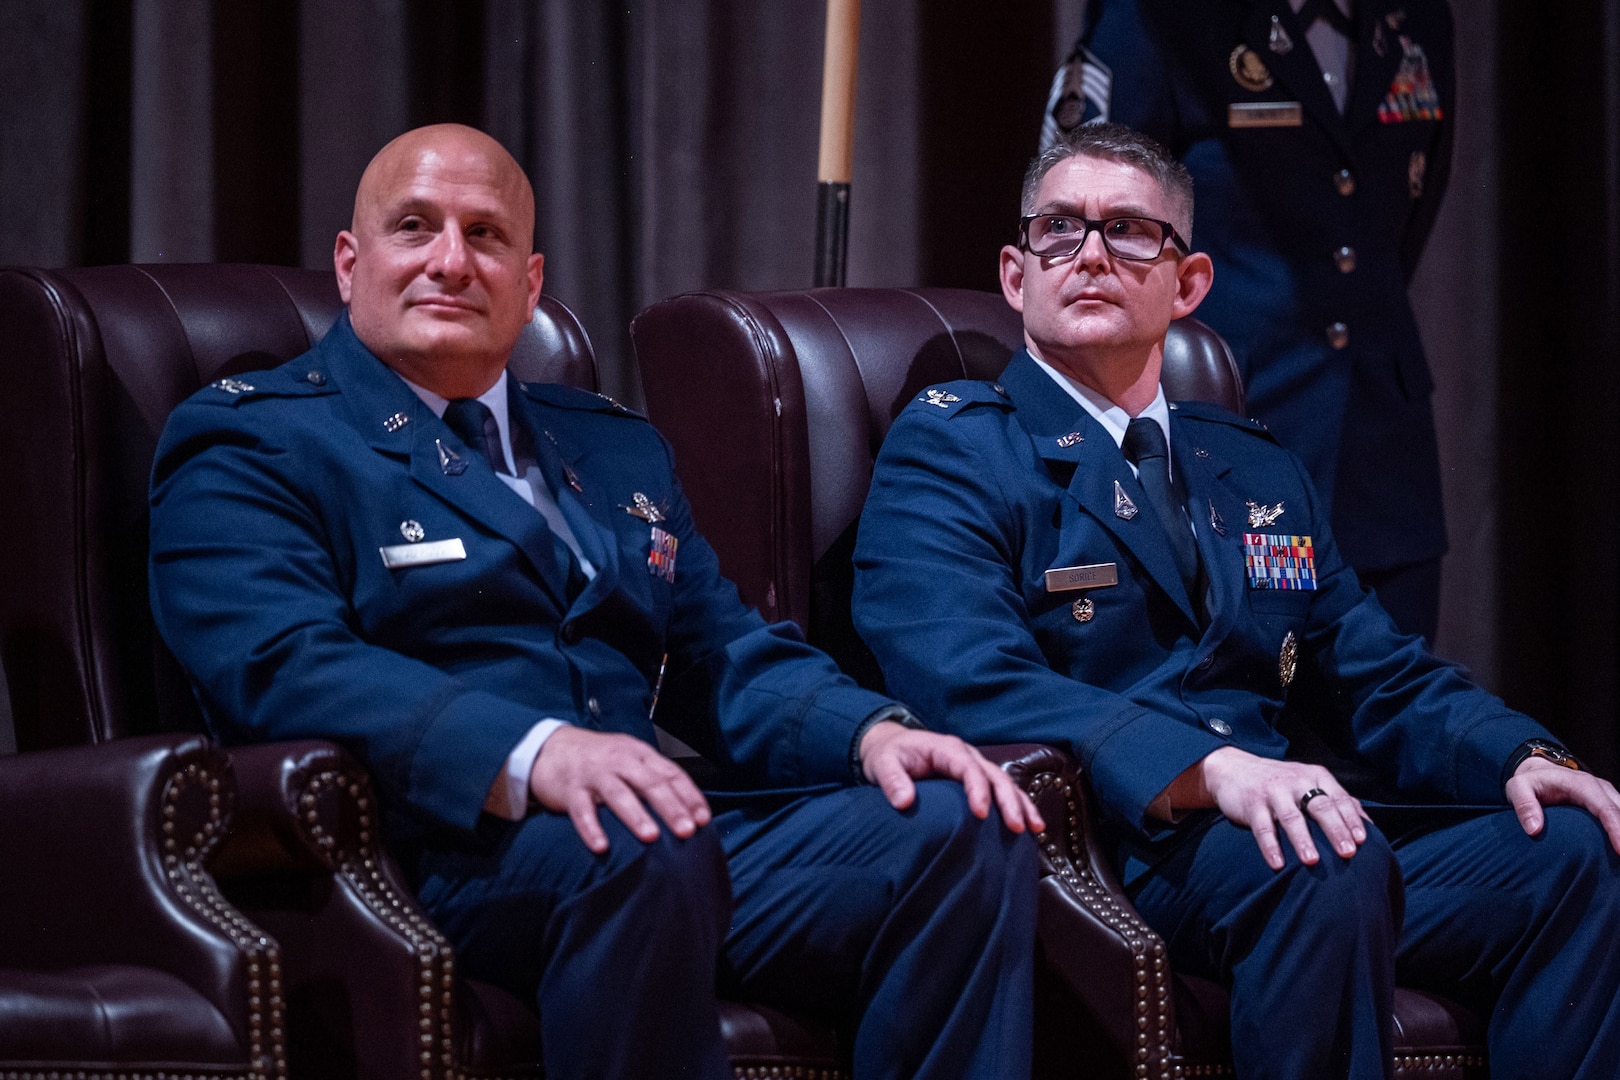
[1197,820,1401,963]
[1527,806,1620,906]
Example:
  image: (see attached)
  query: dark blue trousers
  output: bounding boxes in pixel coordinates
[414,780,1037,1079]
[1129,806,1620,1080]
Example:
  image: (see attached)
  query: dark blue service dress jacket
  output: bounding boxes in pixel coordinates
[1075,0,1455,573]
[853,351,1547,882]
[149,314,892,850]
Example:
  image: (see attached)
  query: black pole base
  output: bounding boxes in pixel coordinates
[813,181,851,288]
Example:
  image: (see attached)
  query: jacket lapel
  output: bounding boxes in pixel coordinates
[1346,0,1411,135]
[321,318,574,608]
[1001,353,1198,625]
[1241,0,1354,158]
[1172,422,1249,637]
[518,407,624,617]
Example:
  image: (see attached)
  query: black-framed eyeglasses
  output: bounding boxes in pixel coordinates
[1018,214,1191,261]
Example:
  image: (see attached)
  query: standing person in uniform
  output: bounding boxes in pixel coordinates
[854,122,1620,1080]
[148,122,1042,1080]
[1043,0,1454,640]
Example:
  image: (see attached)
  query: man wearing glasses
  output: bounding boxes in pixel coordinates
[853,122,1620,1079]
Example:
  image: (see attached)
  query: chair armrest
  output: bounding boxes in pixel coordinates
[989,741,1179,1078]
[0,732,285,1077]
[214,739,459,1080]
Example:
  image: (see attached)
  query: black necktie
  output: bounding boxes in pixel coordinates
[1296,0,1354,36]
[1122,417,1201,597]
[443,398,510,476]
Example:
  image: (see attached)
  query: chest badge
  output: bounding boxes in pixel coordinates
[1268,15,1293,54]
[1229,45,1274,92]
[1279,630,1298,687]
[1244,533,1318,591]
[648,526,678,583]
[621,491,665,523]
[1246,499,1285,528]
[920,389,961,409]
[399,520,425,543]
[436,439,467,476]
[1113,480,1139,520]
[1071,597,1095,623]
[1378,36,1444,123]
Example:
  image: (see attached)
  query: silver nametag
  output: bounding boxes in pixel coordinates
[1044,562,1119,593]
[379,538,467,569]
[1228,102,1303,128]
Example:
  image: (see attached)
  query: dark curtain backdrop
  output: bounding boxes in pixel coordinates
[1,0,1616,771]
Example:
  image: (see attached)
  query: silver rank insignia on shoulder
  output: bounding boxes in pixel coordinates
[621,491,665,523]
[1209,499,1227,537]
[1114,480,1139,520]
[436,439,467,476]
[1056,432,1084,448]
[1071,597,1095,623]
[1279,630,1298,687]
[383,412,410,432]
[399,520,425,543]
[920,389,961,409]
[214,378,255,394]
[1246,500,1285,527]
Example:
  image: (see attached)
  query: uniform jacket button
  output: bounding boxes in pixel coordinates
[1207,718,1233,737]
[561,622,580,645]
[1333,245,1356,273]
[586,696,601,717]
[1334,168,1355,196]
[1326,322,1350,349]
[1196,652,1214,670]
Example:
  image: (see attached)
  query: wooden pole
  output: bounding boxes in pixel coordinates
[813,0,860,287]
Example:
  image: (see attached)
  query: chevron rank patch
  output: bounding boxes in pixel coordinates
[1243,533,1317,590]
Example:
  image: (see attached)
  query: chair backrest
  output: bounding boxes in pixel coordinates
[631,286,1242,687]
[0,264,597,750]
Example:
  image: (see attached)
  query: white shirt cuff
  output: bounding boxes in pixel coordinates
[483,719,568,820]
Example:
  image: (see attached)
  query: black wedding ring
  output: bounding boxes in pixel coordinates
[1298,788,1328,813]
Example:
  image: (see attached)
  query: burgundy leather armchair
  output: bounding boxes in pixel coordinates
[0,732,284,1079]
[630,286,1489,1080]
[0,264,846,1080]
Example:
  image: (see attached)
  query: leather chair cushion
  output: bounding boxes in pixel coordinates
[1175,975,1486,1070]
[0,965,241,1064]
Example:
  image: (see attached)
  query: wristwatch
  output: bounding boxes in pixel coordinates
[1503,738,1585,785]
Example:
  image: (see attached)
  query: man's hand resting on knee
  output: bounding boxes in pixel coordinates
[857,721,1045,835]
[530,726,712,853]
[1507,757,1620,853]
[1151,746,1369,871]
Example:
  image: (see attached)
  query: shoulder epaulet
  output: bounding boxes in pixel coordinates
[191,364,334,407]
[521,381,647,419]
[1171,399,1279,443]
[907,380,1011,419]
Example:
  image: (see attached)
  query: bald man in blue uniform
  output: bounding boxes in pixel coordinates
[1045,0,1454,640]
[854,123,1620,1079]
[149,124,1040,1080]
